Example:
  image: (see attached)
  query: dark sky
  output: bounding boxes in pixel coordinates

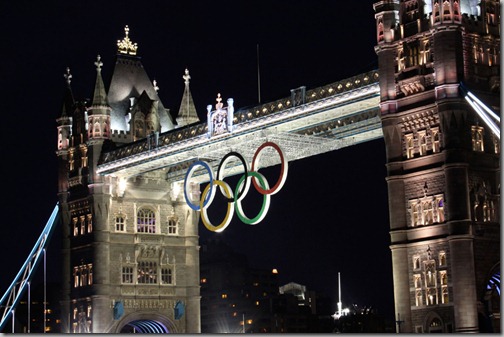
[0,0,393,319]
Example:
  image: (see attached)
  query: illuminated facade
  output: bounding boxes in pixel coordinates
[56,27,201,333]
[374,0,500,332]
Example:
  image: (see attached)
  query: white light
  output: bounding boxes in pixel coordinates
[465,95,500,139]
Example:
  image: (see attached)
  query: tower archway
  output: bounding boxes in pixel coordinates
[115,312,177,333]
[120,320,169,333]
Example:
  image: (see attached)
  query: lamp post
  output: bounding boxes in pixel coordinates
[396,313,404,333]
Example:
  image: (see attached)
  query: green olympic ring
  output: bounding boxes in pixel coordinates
[183,142,288,232]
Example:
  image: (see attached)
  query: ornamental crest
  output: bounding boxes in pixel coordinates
[207,93,234,137]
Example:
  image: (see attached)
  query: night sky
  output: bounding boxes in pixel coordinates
[0,0,393,319]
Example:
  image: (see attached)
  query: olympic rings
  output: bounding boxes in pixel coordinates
[183,141,288,232]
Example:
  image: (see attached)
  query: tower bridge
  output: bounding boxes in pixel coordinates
[97,70,381,182]
[0,0,500,333]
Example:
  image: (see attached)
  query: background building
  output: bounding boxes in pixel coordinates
[200,239,335,333]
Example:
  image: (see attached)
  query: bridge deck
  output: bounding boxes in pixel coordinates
[97,70,382,181]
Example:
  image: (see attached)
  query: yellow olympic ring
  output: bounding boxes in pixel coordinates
[183,141,288,232]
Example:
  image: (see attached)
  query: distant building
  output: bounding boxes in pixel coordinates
[200,239,334,333]
[10,282,62,333]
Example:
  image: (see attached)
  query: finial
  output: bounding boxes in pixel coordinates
[423,181,428,197]
[183,68,191,85]
[215,93,223,110]
[427,245,432,259]
[153,79,159,92]
[64,67,72,85]
[117,25,138,55]
[95,55,103,72]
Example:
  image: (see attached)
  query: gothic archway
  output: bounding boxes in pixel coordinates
[120,319,169,333]
[481,266,500,332]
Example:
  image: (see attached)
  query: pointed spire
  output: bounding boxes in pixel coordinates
[91,55,108,107]
[176,68,199,127]
[60,67,75,117]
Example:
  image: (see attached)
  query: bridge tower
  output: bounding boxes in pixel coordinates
[56,26,201,333]
[374,0,500,333]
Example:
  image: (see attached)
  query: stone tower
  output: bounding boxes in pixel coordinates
[374,0,500,333]
[56,26,201,333]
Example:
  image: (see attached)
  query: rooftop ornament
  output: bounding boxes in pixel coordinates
[117,25,138,56]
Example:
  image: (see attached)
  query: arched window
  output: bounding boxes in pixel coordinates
[138,261,157,284]
[137,207,156,233]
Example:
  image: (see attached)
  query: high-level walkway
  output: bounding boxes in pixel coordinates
[97,70,381,181]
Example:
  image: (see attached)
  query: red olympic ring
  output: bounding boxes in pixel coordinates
[183,141,288,232]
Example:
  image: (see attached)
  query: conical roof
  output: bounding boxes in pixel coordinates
[176,68,199,127]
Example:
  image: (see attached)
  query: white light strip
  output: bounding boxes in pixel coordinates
[97,84,380,175]
[467,91,500,123]
[465,95,500,139]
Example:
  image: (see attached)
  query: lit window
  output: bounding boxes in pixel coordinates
[415,289,423,306]
[438,251,446,266]
[471,125,484,152]
[432,129,441,153]
[255,301,260,306]
[137,207,156,233]
[492,135,500,154]
[73,263,93,287]
[137,261,157,284]
[72,217,79,237]
[87,214,93,233]
[405,134,414,158]
[201,278,207,284]
[418,131,427,156]
[221,294,228,299]
[423,201,433,225]
[69,150,75,171]
[80,216,86,235]
[80,145,88,168]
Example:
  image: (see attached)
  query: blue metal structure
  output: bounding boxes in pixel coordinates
[0,203,59,332]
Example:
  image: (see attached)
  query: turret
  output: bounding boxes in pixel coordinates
[175,68,200,127]
[87,55,111,140]
[56,67,74,152]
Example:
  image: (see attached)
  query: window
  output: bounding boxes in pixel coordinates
[492,135,500,154]
[471,126,484,152]
[137,207,156,233]
[80,145,88,168]
[69,150,75,171]
[161,268,173,285]
[410,194,445,227]
[115,214,126,232]
[87,214,93,233]
[73,217,79,236]
[80,216,86,235]
[167,218,178,235]
[73,263,93,288]
[423,201,433,225]
[405,134,414,158]
[415,289,423,306]
[137,261,157,284]
[221,293,228,299]
[432,128,441,153]
[418,131,427,156]
[122,266,133,284]
[438,251,446,266]
[413,256,421,270]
